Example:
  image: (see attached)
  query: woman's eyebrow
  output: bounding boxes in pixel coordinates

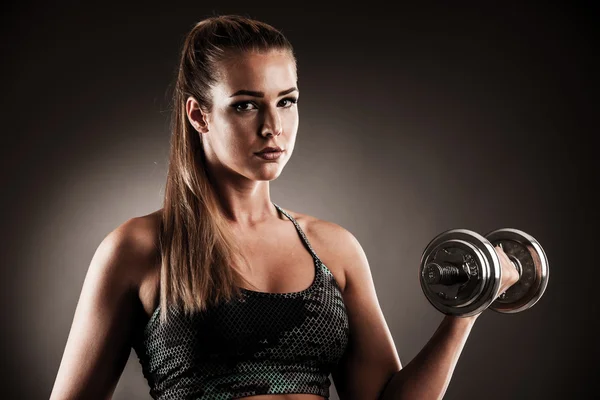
[229,87,298,98]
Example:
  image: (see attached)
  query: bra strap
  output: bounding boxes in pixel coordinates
[273,203,322,264]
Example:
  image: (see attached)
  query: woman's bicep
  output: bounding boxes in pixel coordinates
[50,227,141,400]
[330,228,402,400]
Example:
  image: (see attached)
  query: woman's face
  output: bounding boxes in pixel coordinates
[198,49,299,183]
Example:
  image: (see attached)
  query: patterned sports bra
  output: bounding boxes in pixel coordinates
[132,203,350,399]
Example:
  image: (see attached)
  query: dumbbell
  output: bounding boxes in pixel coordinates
[419,228,549,317]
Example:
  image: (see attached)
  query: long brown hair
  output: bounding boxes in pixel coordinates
[158,15,296,323]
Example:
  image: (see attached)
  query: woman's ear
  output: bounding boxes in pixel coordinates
[186,96,210,134]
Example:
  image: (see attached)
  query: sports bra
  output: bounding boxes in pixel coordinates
[132,203,350,399]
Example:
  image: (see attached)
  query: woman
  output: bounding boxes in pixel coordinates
[50,14,518,400]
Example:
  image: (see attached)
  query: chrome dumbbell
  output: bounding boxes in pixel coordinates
[419,228,549,317]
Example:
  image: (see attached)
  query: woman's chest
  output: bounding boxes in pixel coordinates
[234,223,347,295]
[137,219,347,319]
[142,270,349,368]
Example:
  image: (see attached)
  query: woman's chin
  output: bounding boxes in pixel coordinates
[251,167,283,182]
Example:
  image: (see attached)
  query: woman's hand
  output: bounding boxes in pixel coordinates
[492,245,521,300]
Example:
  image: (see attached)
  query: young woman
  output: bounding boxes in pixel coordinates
[50,15,518,400]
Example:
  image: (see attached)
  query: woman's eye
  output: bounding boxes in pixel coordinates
[279,97,298,108]
[232,97,298,112]
[232,101,257,112]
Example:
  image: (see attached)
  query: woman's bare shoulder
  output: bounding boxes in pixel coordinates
[282,207,357,249]
[100,209,163,288]
[280,207,365,293]
[49,209,163,399]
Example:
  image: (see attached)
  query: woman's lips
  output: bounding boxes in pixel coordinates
[255,150,283,160]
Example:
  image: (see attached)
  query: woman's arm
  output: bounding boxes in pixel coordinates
[49,219,151,400]
[379,246,518,400]
[379,315,477,400]
[322,218,519,400]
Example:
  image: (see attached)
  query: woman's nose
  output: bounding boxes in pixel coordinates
[260,108,282,137]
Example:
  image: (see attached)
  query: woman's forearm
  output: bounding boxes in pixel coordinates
[380,315,478,400]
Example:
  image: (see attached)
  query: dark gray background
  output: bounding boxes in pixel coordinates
[2,1,597,399]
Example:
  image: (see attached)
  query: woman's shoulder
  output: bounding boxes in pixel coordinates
[99,209,163,316]
[280,207,365,287]
[97,209,162,298]
[110,209,162,265]
[281,207,358,249]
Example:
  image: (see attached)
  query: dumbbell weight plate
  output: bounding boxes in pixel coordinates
[419,229,502,317]
[485,228,549,313]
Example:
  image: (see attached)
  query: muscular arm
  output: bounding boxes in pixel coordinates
[49,218,152,399]
[379,245,518,400]
[316,217,518,400]
[379,315,477,400]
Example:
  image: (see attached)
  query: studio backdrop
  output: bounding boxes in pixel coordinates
[1,2,596,399]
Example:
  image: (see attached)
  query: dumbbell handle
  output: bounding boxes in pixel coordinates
[425,256,522,287]
[423,263,469,285]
